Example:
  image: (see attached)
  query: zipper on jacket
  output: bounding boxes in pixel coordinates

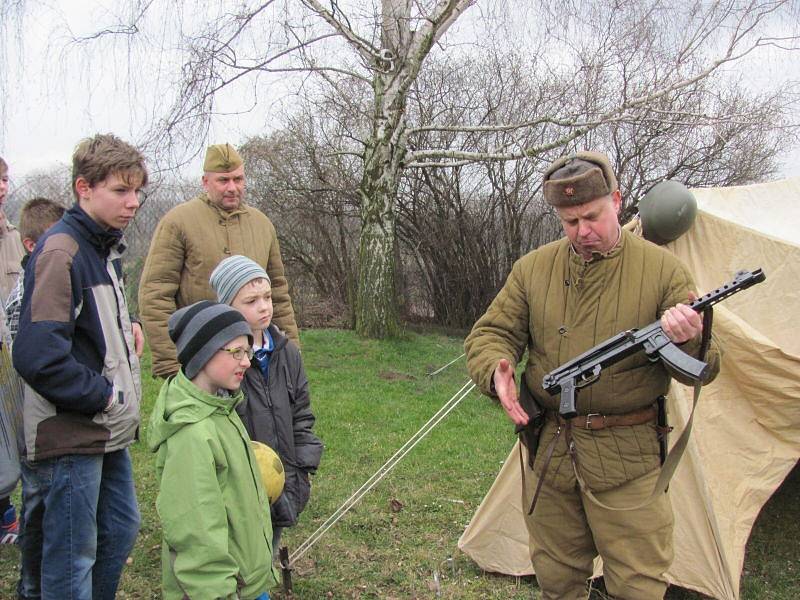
[264,373,282,447]
[253,363,284,454]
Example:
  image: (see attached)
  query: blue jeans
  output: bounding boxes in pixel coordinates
[17,448,140,600]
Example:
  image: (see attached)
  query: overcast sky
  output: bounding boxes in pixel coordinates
[1,0,273,179]
[2,0,799,183]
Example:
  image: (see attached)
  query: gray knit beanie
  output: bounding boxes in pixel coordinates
[168,301,253,379]
[209,255,271,305]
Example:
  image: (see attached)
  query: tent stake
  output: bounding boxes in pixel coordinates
[279,546,293,593]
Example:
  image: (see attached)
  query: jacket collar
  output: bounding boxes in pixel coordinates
[0,211,16,240]
[63,204,125,254]
[173,369,244,415]
[201,192,249,219]
[266,323,288,353]
[568,225,625,266]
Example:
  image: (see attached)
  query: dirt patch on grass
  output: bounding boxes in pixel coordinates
[378,370,416,381]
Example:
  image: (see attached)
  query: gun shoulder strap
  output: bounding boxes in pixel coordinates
[569,308,714,512]
[520,423,564,516]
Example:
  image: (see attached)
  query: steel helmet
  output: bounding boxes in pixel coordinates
[639,180,698,245]
[251,440,285,505]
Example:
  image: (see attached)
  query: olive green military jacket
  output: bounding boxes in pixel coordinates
[139,194,299,378]
[465,230,720,492]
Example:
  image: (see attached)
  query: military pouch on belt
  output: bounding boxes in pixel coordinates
[515,378,545,468]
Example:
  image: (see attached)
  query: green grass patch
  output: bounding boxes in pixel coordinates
[0,328,797,599]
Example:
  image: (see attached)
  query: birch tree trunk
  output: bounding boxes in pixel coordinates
[354,0,412,337]
[354,0,473,337]
[356,115,405,337]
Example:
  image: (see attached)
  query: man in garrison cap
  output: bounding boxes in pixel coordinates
[465,150,721,599]
[139,143,299,378]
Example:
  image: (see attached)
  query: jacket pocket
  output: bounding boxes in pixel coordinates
[270,489,298,527]
[286,468,311,518]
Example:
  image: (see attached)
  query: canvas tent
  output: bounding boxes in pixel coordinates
[458,177,800,600]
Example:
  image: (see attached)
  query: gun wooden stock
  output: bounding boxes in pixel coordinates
[543,268,766,419]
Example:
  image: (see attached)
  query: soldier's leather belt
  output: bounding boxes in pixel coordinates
[558,403,658,431]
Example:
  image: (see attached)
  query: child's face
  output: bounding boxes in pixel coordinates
[75,171,144,230]
[199,334,252,392]
[231,278,273,339]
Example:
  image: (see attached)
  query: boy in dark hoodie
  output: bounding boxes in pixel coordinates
[148,301,277,600]
[13,135,146,599]
[210,255,323,553]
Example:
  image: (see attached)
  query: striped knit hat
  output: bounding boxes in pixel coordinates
[168,301,253,379]
[209,255,271,305]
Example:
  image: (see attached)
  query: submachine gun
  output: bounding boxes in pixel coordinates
[542,268,766,420]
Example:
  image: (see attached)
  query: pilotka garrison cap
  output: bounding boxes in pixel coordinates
[543,150,619,207]
[203,143,243,173]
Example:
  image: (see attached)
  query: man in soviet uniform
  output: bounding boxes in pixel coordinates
[465,151,720,599]
[139,143,299,377]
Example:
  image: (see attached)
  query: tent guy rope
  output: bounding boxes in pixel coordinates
[286,377,476,569]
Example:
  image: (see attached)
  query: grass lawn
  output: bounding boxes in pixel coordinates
[0,328,797,599]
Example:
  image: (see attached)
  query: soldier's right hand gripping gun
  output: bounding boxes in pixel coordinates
[542,268,766,420]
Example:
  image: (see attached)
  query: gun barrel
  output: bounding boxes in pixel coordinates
[690,268,765,312]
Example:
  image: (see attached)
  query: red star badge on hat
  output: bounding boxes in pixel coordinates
[564,186,574,196]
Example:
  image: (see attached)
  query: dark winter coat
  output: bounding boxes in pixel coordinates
[238,324,323,527]
[13,205,141,461]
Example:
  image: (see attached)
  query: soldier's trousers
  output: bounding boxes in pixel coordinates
[523,467,674,600]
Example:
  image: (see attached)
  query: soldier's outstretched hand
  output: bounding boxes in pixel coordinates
[493,358,529,426]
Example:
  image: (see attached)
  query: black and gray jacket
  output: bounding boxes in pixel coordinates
[12,205,140,462]
[239,324,323,527]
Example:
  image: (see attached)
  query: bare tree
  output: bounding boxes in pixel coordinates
[66,0,800,336]
[0,1,27,143]
[229,37,792,330]
[393,35,795,326]
[240,115,362,327]
[4,164,73,223]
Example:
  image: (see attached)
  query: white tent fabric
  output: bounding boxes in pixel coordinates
[458,178,800,600]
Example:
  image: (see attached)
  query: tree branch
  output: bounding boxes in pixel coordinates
[300,0,381,63]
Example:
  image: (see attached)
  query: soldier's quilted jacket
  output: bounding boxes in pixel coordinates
[465,229,720,492]
[138,193,299,378]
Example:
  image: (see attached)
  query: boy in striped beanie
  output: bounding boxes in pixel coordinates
[148,301,276,599]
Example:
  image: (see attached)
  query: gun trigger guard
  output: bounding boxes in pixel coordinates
[577,365,601,387]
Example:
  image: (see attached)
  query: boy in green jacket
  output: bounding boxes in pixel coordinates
[148,301,278,599]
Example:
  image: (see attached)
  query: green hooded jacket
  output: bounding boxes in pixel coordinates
[148,371,279,599]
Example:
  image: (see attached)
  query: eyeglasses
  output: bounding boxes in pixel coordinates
[218,346,254,361]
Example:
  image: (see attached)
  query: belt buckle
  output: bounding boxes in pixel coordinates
[585,413,602,429]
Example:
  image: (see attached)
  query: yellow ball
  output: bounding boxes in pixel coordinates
[251,441,285,505]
